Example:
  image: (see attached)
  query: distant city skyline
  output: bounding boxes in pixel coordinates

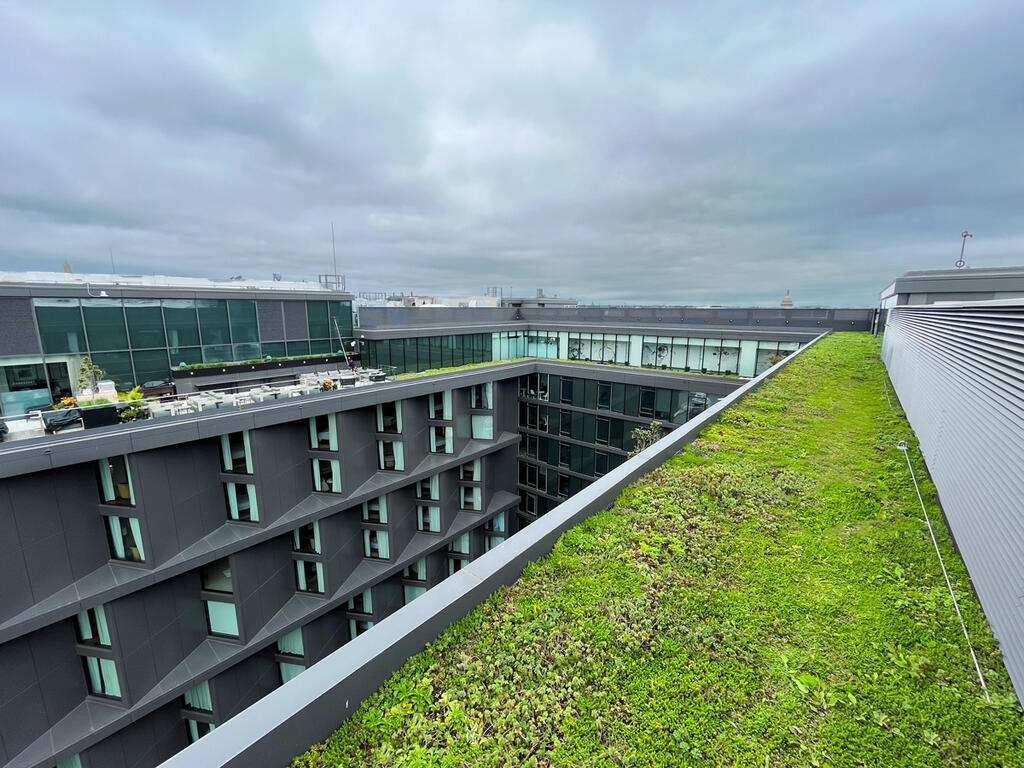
[1,1,1022,306]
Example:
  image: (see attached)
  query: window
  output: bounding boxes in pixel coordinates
[362,497,387,523]
[520,434,538,458]
[183,680,213,712]
[404,585,427,604]
[377,440,405,471]
[75,605,111,647]
[447,558,467,576]
[56,754,83,768]
[417,505,441,532]
[205,600,239,637]
[429,425,453,454]
[349,619,374,638]
[596,417,610,445]
[225,483,259,522]
[470,382,492,409]
[220,431,252,473]
[560,378,574,404]
[520,491,538,516]
[312,458,342,493]
[107,516,145,562]
[82,655,121,699]
[559,410,572,436]
[363,529,390,559]
[277,628,305,657]
[279,662,306,684]
[558,474,570,498]
[186,719,215,744]
[471,414,493,440]
[559,443,571,468]
[97,456,134,506]
[429,391,452,420]
[484,535,504,552]
[347,589,373,614]
[293,521,321,554]
[484,512,506,533]
[295,561,325,594]
[461,486,482,511]
[595,452,609,477]
[403,558,427,581]
[416,475,439,500]
[537,373,549,401]
[639,388,656,418]
[448,533,470,554]
[460,459,481,481]
[597,382,611,411]
[309,413,338,450]
[200,558,233,593]
[376,401,402,433]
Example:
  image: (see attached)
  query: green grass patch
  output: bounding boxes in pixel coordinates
[292,333,1023,768]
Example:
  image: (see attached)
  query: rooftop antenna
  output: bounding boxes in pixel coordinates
[956,230,972,269]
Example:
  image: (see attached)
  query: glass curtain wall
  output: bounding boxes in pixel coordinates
[29,297,354,397]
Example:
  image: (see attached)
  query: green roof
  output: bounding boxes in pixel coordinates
[293,333,1023,767]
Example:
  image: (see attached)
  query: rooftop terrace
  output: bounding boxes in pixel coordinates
[290,334,1023,767]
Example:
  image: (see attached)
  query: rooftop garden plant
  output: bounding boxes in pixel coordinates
[292,333,1023,767]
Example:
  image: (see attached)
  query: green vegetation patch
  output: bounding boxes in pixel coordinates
[293,333,1023,768]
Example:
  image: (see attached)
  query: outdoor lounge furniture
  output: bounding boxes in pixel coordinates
[40,408,84,434]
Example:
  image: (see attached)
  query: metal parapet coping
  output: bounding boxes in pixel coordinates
[157,332,830,768]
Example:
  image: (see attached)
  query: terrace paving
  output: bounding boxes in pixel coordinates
[291,333,1024,767]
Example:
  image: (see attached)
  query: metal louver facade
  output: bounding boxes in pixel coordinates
[882,301,1024,694]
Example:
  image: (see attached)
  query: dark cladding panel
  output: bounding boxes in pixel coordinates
[0,298,42,356]
[282,301,309,341]
[256,300,285,342]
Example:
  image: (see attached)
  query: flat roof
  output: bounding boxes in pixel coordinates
[880,265,1024,300]
[0,271,354,301]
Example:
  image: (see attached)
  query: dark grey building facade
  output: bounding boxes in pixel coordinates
[0,357,739,768]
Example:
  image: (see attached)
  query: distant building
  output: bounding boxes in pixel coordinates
[0,271,354,416]
[500,289,578,308]
[780,290,794,309]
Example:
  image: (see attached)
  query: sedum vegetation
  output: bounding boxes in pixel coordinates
[293,333,1023,767]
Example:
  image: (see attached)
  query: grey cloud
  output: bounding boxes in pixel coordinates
[0,0,1022,306]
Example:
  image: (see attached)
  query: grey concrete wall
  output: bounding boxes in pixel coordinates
[883,303,1024,696]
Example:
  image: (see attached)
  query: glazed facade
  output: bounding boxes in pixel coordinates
[363,330,802,378]
[0,290,353,416]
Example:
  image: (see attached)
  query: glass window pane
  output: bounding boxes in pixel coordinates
[228,300,258,343]
[171,347,202,367]
[202,344,232,364]
[306,301,330,339]
[287,340,310,357]
[261,342,286,358]
[329,301,353,339]
[162,299,200,348]
[206,600,239,637]
[81,299,129,351]
[124,299,167,349]
[197,299,230,345]
[86,351,133,391]
[35,299,87,354]
[131,348,171,386]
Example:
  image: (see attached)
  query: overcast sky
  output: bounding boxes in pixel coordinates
[1,1,1022,306]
